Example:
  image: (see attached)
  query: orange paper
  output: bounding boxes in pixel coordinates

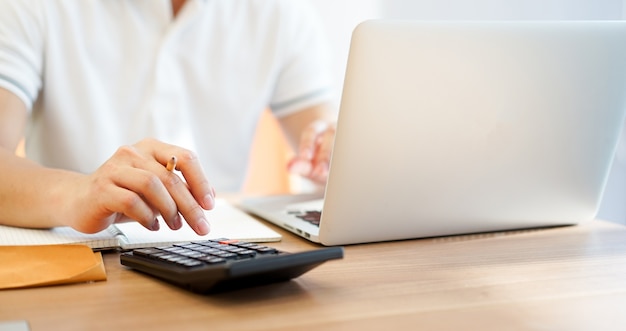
[0,244,107,289]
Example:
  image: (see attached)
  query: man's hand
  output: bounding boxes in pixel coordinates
[66,138,215,235]
[287,120,336,184]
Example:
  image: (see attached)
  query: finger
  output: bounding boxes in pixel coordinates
[110,166,183,231]
[128,139,212,234]
[312,126,335,165]
[287,156,313,176]
[172,150,215,211]
[297,120,329,160]
[288,121,331,176]
[309,164,330,184]
[103,185,160,231]
[162,170,211,235]
[305,125,335,183]
[136,139,215,211]
[140,153,211,234]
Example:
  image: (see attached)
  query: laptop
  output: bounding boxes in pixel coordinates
[241,20,626,246]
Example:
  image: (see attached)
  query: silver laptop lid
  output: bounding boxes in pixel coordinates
[319,20,626,245]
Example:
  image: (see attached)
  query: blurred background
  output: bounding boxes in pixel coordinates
[312,0,623,95]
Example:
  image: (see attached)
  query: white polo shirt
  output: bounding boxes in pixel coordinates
[0,0,335,191]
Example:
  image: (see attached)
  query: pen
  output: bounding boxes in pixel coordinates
[166,156,177,172]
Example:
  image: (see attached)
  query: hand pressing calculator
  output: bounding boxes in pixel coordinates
[120,239,344,293]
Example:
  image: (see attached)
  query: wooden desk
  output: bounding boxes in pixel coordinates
[2,220,626,330]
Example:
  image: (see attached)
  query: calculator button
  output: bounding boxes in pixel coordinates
[177,259,204,267]
[218,239,239,244]
[198,256,226,264]
[213,252,238,259]
[214,244,237,251]
[156,253,175,259]
[254,246,278,254]
[235,250,257,259]
[179,251,205,259]
[132,248,162,257]
[176,243,204,250]
[208,238,230,243]
[233,242,255,248]
[197,241,222,248]
[167,256,188,262]
[194,247,221,254]
[160,246,181,252]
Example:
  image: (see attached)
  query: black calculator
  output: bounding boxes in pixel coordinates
[120,239,344,293]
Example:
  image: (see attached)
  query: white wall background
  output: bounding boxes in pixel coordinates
[381,0,623,20]
[310,0,626,225]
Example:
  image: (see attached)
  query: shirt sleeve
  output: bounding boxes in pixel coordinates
[269,0,337,117]
[0,0,45,110]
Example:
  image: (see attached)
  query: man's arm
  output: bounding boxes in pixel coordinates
[278,102,337,184]
[0,87,73,228]
[0,87,214,234]
[0,88,27,152]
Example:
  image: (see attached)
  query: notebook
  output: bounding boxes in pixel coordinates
[0,199,281,250]
[241,20,626,246]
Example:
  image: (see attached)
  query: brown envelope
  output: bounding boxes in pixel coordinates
[0,244,107,289]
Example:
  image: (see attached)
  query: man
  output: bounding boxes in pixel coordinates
[0,0,336,234]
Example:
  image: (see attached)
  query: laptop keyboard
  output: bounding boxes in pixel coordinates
[287,210,322,226]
